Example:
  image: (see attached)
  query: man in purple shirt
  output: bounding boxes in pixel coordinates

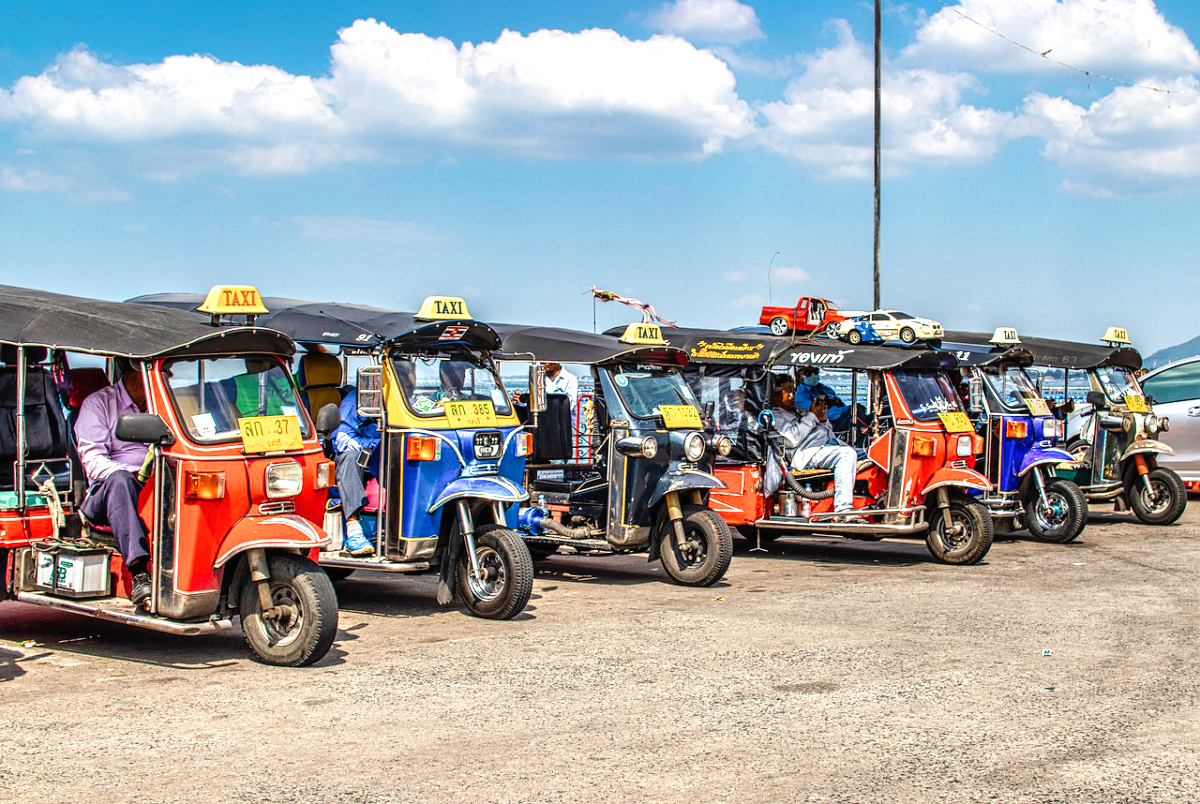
[74,359,152,606]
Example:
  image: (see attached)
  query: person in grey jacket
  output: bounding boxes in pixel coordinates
[772,390,861,519]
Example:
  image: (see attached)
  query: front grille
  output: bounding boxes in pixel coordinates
[258,501,295,515]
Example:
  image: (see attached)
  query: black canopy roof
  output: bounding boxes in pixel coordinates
[666,327,953,371]
[942,330,1141,371]
[493,323,687,366]
[655,327,793,366]
[130,293,501,352]
[937,339,1033,368]
[0,285,292,358]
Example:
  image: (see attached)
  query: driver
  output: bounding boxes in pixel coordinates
[332,386,379,557]
[771,383,862,522]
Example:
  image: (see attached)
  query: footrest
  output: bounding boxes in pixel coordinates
[789,467,834,483]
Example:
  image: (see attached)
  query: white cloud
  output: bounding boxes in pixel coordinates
[287,215,444,243]
[771,265,810,283]
[722,268,747,282]
[905,0,1200,77]
[731,292,766,308]
[646,0,764,44]
[0,164,71,191]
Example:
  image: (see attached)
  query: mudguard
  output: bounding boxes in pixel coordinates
[213,514,329,568]
[1017,447,1076,477]
[1120,439,1174,461]
[428,475,528,513]
[648,468,726,508]
[921,467,992,496]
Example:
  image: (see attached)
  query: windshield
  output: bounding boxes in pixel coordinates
[983,366,1042,413]
[164,356,310,443]
[893,370,964,422]
[891,311,915,320]
[1095,366,1141,404]
[391,354,512,418]
[609,364,698,420]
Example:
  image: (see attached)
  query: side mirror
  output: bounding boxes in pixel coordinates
[115,413,174,446]
[315,403,341,437]
[1028,369,1045,397]
[356,365,384,418]
[1085,390,1106,409]
[528,363,547,414]
[704,401,715,421]
[967,375,985,415]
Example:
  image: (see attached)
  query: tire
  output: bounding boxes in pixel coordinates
[769,317,790,336]
[846,330,863,345]
[239,554,338,667]
[820,322,840,338]
[925,497,993,565]
[659,505,734,586]
[899,327,916,344]
[456,525,534,619]
[1025,477,1088,544]
[1129,467,1187,525]
[322,567,356,582]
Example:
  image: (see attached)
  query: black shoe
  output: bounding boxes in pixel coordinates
[131,572,152,608]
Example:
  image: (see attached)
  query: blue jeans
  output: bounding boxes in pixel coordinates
[792,444,857,512]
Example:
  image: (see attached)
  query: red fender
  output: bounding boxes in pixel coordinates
[213,514,329,568]
[921,467,992,497]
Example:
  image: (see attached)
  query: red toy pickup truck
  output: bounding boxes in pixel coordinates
[758,297,851,336]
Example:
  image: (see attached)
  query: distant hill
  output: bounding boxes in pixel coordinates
[1145,335,1200,369]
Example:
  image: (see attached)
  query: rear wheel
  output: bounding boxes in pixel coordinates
[659,505,733,586]
[769,317,790,336]
[239,554,338,667]
[456,525,534,619]
[1129,467,1187,525]
[899,327,916,344]
[1025,477,1088,543]
[846,329,863,345]
[925,497,993,565]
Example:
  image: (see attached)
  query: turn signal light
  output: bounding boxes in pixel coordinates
[316,461,334,490]
[516,433,533,457]
[184,470,226,500]
[407,435,442,462]
[1005,421,1029,439]
[910,436,936,457]
[973,434,985,455]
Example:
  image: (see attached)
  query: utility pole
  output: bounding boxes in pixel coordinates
[873,0,882,311]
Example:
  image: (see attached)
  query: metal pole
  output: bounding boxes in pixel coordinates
[873,0,882,311]
[767,251,779,306]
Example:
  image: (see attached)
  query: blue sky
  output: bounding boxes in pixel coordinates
[2,0,1199,351]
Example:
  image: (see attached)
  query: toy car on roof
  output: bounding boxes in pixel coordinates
[834,310,944,345]
[758,297,856,337]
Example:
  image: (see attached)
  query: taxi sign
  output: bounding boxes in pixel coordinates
[989,327,1021,345]
[1102,326,1131,345]
[237,415,303,453]
[443,400,498,428]
[198,285,268,315]
[416,296,471,321]
[1124,395,1149,413]
[938,412,974,433]
[658,404,702,429]
[618,322,668,346]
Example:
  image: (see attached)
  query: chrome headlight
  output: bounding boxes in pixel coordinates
[1122,414,1134,433]
[1145,413,1159,435]
[955,434,974,457]
[616,435,658,459]
[683,431,706,462]
[266,462,304,499]
[640,435,658,459]
[715,436,733,456]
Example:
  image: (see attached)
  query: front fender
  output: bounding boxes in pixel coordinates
[428,475,529,513]
[213,515,329,569]
[1017,447,1076,477]
[1120,439,1174,461]
[648,468,726,508]
[921,467,992,496]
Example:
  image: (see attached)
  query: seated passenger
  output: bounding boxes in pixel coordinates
[771,387,862,522]
[74,358,153,606]
[333,388,379,557]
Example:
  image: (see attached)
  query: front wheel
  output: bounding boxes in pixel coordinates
[769,317,790,336]
[846,329,863,345]
[239,554,338,667]
[899,327,916,344]
[925,497,993,565]
[659,505,733,586]
[456,525,534,619]
[1129,467,1187,525]
[1025,477,1088,543]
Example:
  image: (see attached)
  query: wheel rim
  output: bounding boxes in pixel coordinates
[1138,478,1173,514]
[465,545,507,602]
[771,319,787,335]
[901,329,915,343]
[934,509,974,555]
[669,523,709,569]
[1032,491,1070,531]
[260,580,304,647]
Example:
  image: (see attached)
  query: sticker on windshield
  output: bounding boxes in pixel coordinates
[614,375,629,387]
[191,412,217,438]
[280,405,298,417]
[412,396,437,413]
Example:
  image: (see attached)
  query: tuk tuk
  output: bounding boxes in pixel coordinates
[493,322,734,587]
[1,285,339,666]
[939,329,1087,543]
[946,328,1186,525]
[675,328,995,565]
[131,292,534,619]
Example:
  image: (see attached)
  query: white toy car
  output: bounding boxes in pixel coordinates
[835,310,944,345]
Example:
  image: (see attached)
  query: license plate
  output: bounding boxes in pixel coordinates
[1124,395,1149,413]
[1022,394,1051,417]
[938,412,974,433]
[238,415,304,453]
[659,404,703,429]
[444,400,498,428]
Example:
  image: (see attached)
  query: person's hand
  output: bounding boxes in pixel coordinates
[812,397,829,422]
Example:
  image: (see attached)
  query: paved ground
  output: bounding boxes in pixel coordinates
[2,502,1199,804]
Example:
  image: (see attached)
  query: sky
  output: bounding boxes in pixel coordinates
[2,0,1199,352]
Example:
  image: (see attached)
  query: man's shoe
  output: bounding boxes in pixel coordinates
[837,514,869,524]
[130,572,152,608]
[343,520,375,557]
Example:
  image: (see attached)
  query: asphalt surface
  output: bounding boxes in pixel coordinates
[2,503,1199,804]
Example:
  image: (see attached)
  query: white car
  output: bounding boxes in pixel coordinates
[1140,356,1200,481]
[835,310,944,345]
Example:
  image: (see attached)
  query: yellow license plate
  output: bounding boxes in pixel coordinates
[1124,395,1149,413]
[1022,394,1051,417]
[444,400,498,428]
[938,411,974,433]
[238,415,304,453]
[659,404,703,429]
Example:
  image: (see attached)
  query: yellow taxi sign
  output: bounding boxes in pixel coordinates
[990,327,1021,345]
[237,415,303,453]
[198,285,268,315]
[618,322,667,346]
[1102,326,1131,345]
[416,296,471,321]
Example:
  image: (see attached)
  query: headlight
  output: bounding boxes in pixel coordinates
[683,431,706,462]
[266,462,304,499]
[1145,413,1159,434]
[616,435,658,459]
[1122,414,1134,433]
[640,435,658,459]
[716,436,733,456]
[473,431,503,460]
[955,434,973,457]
